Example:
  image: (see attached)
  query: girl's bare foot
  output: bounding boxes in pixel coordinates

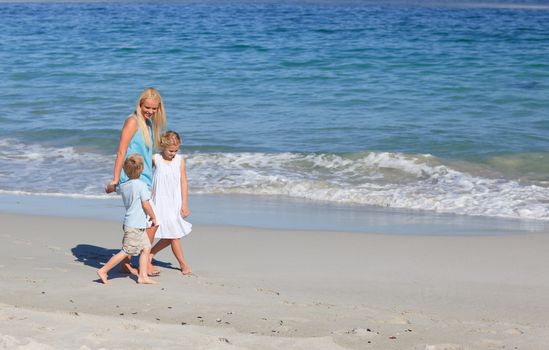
[180,264,192,275]
[137,277,158,284]
[97,270,109,284]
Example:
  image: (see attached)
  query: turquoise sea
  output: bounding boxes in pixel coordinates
[1,0,548,225]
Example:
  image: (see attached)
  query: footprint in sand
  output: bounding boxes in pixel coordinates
[122,323,148,331]
[504,327,524,336]
[337,328,378,339]
[425,344,465,350]
[478,339,505,348]
[34,267,69,272]
[23,277,46,283]
[380,315,411,325]
[197,280,224,288]
[13,240,31,245]
[256,288,280,296]
[311,301,335,308]
[0,335,19,347]
[473,327,497,335]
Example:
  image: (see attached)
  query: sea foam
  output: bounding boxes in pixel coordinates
[1,138,547,221]
[186,151,549,221]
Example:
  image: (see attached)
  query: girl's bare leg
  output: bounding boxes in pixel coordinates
[97,251,129,284]
[137,248,157,284]
[170,239,192,275]
[146,225,159,275]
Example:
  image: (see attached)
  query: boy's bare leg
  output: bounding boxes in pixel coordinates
[120,226,157,275]
[146,225,160,275]
[137,248,157,284]
[170,239,192,275]
[97,251,129,284]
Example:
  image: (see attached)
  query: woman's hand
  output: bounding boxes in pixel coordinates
[105,180,117,194]
[181,206,190,218]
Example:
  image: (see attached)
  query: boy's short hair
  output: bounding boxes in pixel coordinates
[123,154,144,180]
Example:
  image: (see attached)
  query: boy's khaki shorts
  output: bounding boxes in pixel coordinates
[121,226,151,256]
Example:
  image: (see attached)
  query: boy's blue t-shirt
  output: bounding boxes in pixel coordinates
[116,179,151,229]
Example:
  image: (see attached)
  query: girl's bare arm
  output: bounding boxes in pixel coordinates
[180,157,190,217]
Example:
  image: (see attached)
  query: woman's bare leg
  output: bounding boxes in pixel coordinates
[170,239,191,275]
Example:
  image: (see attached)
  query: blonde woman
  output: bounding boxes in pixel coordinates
[106,87,166,276]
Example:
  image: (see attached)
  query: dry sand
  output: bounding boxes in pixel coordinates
[1,212,549,349]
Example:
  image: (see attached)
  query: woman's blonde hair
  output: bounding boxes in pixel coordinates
[134,87,166,149]
[160,130,182,149]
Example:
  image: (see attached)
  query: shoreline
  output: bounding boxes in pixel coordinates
[1,212,549,349]
[0,192,547,236]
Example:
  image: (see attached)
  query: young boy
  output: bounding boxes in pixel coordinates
[97,154,157,285]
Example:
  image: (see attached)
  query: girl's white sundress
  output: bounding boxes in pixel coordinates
[152,153,192,239]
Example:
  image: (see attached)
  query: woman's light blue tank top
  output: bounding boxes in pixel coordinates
[119,116,154,188]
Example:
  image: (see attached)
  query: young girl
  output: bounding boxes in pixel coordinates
[149,131,193,275]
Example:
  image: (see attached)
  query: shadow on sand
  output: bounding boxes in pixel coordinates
[71,244,179,282]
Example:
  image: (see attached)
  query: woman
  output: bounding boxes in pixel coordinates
[106,87,166,275]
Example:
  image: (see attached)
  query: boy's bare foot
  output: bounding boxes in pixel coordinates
[97,270,109,284]
[137,277,158,284]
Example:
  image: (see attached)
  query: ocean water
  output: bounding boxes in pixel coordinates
[1,0,548,222]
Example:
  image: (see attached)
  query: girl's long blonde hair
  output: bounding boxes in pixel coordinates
[134,87,166,149]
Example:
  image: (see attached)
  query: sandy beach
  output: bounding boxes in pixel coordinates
[1,212,549,349]
[2,1,549,348]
